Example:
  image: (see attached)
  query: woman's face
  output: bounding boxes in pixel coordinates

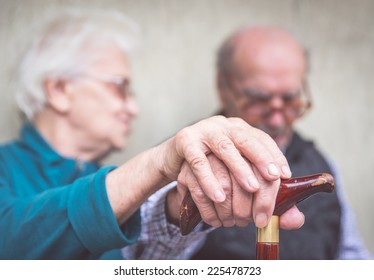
[65,45,139,154]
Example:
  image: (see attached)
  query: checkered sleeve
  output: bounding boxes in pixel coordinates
[121,181,211,259]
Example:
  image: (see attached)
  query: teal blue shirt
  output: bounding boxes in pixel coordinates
[0,123,141,259]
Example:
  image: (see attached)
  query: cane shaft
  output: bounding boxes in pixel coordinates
[256,216,279,260]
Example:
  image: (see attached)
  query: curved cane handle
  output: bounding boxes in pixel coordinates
[179,173,335,235]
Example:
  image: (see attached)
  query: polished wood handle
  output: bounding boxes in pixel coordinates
[179,173,335,236]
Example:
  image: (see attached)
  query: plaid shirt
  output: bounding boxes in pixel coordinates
[122,182,211,259]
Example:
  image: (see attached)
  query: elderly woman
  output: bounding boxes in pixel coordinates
[0,9,303,259]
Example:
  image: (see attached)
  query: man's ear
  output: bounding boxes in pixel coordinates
[43,79,72,113]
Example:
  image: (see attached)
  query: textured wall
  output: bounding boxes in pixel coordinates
[1,0,373,255]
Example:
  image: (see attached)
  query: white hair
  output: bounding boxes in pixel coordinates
[15,8,141,119]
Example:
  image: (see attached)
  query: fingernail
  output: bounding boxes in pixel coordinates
[214,189,226,202]
[248,176,260,190]
[255,213,269,228]
[267,163,280,176]
[282,165,292,177]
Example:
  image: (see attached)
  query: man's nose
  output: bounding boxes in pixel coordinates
[268,95,285,109]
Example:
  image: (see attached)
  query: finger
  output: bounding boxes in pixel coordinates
[227,118,286,181]
[190,185,221,228]
[251,164,280,228]
[231,172,252,227]
[279,205,305,230]
[177,163,221,227]
[176,128,226,203]
[208,155,234,227]
[253,127,292,179]
[210,136,260,192]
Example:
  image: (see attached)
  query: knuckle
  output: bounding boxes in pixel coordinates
[231,130,250,149]
[220,179,232,196]
[215,203,233,225]
[256,191,275,209]
[233,205,252,222]
[176,175,186,186]
[189,156,208,172]
[211,115,225,123]
[219,214,234,227]
[198,115,225,131]
[175,127,189,142]
[176,166,189,186]
[234,210,251,222]
[228,116,243,125]
[216,139,235,154]
[191,192,222,227]
[191,188,209,204]
[201,210,220,227]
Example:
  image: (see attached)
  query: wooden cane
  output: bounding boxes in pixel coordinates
[179,173,335,260]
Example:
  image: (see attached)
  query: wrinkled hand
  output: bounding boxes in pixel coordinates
[162,116,291,195]
[175,154,304,229]
[162,116,301,229]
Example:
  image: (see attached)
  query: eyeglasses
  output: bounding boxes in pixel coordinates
[232,83,312,118]
[76,73,134,100]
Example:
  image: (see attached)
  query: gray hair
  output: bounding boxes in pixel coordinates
[15,8,141,119]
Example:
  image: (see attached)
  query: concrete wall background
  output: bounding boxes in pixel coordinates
[1,0,373,256]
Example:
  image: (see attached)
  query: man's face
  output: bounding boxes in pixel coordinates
[65,45,139,153]
[219,41,308,149]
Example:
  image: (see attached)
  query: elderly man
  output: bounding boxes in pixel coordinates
[192,26,372,259]
[0,12,304,260]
